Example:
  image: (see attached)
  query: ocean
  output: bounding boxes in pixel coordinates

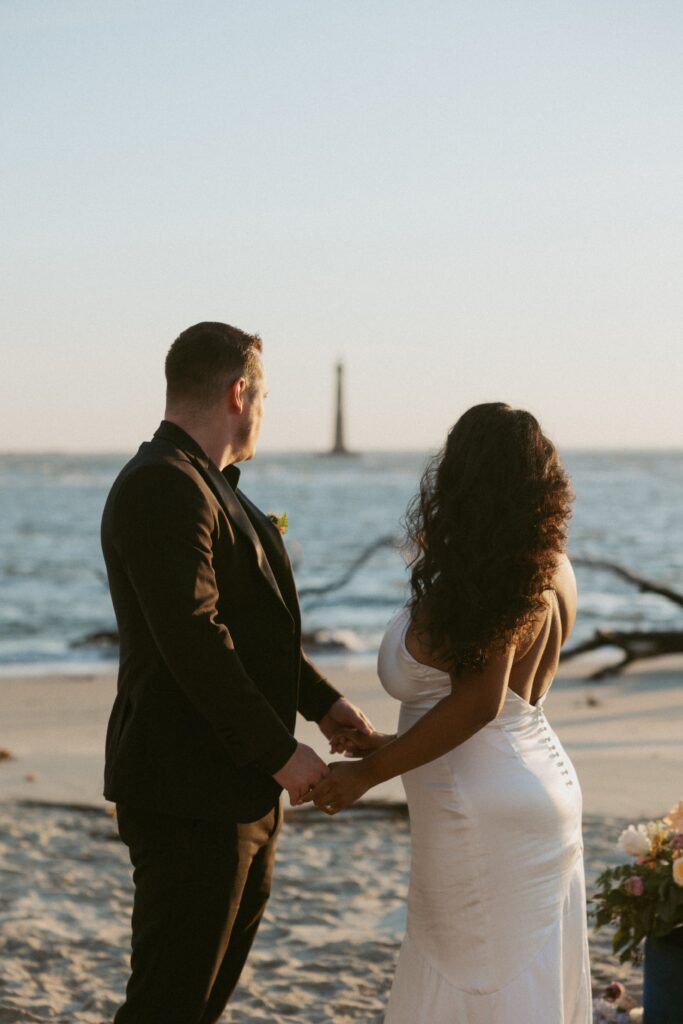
[0,449,681,673]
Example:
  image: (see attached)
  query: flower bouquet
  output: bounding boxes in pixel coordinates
[592,800,683,964]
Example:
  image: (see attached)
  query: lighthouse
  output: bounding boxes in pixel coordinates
[330,361,349,455]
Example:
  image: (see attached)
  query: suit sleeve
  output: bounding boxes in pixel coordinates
[297,649,342,722]
[114,463,297,775]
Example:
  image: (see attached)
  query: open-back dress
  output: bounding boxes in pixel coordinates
[378,606,592,1024]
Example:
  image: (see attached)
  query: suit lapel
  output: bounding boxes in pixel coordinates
[152,420,293,621]
[236,488,301,618]
[201,461,291,619]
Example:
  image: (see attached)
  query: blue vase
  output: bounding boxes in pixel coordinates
[643,930,683,1024]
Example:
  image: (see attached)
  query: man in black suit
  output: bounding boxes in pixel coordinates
[101,322,373,1023]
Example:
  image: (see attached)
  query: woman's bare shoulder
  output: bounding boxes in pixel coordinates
[512,555,575,662]
[552,553,577,642]
[552,553,576,595]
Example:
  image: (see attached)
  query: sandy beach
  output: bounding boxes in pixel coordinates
[1,654,682,1021]
[2,654,682,817]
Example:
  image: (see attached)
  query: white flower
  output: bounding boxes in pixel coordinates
[629,1010,644,1023]
[673,858,683,887]
[617,825,651,857]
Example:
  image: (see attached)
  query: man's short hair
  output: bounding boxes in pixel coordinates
[165,322,263,408]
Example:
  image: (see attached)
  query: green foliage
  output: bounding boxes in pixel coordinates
[591,820,683,965]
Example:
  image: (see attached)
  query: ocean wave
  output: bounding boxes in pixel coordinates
[1,451,682,672]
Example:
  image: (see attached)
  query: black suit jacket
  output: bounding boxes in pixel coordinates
[101,421,340,822]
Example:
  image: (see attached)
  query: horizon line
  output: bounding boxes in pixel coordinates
[1,445,682,457]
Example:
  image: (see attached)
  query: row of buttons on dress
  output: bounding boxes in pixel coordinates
[536,705,574,787]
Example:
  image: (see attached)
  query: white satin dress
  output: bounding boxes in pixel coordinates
[379,607,592,1024]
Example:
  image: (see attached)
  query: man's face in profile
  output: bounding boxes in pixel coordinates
[238,355,267,462]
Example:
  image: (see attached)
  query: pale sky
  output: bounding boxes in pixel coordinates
[2,0,682,452]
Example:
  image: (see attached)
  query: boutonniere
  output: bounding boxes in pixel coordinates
[267,512,289,535]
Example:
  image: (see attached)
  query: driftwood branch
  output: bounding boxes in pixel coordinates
[571,557,683,609]
[562,558,683,678]
[298,535,400,607]
[76,536,404,649]
[561,629,683,679]
[77,551,683,678]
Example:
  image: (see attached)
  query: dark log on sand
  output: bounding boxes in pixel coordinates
[561,628,683,679]
[562,558,683,678]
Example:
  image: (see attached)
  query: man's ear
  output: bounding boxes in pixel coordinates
[227,377,247,414]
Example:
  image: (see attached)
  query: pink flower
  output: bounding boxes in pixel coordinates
[623,875,644,896]
[604,981,625,1002]
[599,982,638,1014]
[671,833,683,851]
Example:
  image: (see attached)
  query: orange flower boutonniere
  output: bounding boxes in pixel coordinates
[268,512,288,535]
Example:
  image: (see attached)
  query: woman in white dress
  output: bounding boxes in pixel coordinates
[309,403,592,1023]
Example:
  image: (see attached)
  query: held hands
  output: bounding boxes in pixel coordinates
[272,742,329,806]
[276,700,387,812]
[317,697,374,742]
[301,732,396,815]
[302,760,372,815]
[328,728,396,758]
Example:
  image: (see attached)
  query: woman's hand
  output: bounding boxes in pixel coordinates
[329,728,396,758]
[301,760,372,815]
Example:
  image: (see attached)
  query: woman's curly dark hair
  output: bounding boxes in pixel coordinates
[406,403,573,674]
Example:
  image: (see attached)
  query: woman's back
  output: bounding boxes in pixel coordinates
[310,404,591,1022]
[508,552,577,706]
[379,558,591,1023]
[396,553,577,707]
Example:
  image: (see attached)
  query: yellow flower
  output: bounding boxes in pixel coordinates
[664,799,683,832]
[673,857,683,888]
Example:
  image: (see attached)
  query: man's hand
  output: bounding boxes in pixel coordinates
[301,761,372,815]
[318,697,374,743]
[272,743,329,806]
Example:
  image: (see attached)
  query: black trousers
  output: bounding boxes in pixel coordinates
[113,800,281,1024]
